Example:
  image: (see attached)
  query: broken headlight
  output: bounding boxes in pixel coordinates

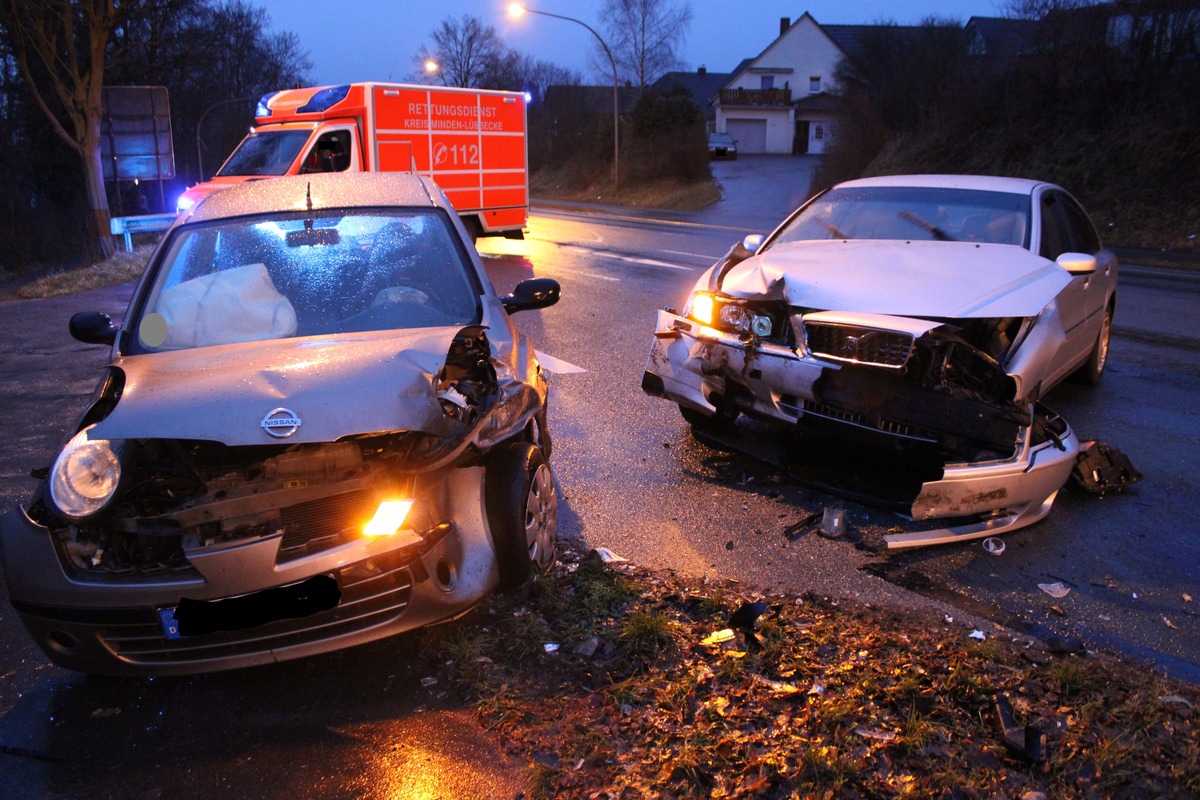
[49,426,123,518]
[688,292,774,338]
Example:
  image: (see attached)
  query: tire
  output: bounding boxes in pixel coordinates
[1072,302,1113,386]
[485,441,557,591]
[679,403,738,433]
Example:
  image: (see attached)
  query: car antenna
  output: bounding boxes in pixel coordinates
[303,182,314,232]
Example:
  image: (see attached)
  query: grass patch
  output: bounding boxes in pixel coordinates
[421,541,1200,798]
[17,245,153,299]
[531,165,721,212]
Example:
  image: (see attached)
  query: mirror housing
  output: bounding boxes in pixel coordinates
[501,278,560,314]
[69,311,118,346]
[1057,252,1097,275]
[742,234,764,254]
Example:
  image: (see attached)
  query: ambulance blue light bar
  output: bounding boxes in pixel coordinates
[297,85,351,114]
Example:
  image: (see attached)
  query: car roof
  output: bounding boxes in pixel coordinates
[833,174,1051,196]
[181,172,448,224]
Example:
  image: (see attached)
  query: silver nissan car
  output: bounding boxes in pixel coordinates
[643,175,1117,548]
[1,172,561,675]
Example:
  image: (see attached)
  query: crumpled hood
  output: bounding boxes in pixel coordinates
[719,239,1072,318]
[91,327,468,446]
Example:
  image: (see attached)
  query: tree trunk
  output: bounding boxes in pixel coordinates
[83,125,116,261]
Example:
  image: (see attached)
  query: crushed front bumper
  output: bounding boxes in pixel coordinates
[642,309,1080,548]
[0,467,498,676]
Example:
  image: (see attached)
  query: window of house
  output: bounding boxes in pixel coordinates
[809,76,821,93]
[760,75,775,90]
[814,124,824,141]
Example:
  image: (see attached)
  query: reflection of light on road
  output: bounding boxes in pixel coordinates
[334,711,523,799]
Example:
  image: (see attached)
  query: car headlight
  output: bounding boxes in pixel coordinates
[689,292,774,338]
[49,427,122,518]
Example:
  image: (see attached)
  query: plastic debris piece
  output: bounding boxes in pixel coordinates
[1161,695,1194,708]
[1163,617,1178,630]
[729,600,771,636]
[1038,582,1071,599]
[1184,593,1193,603]
[592,547,627,564]
[855,727,898,742]
[807,681,825,696]
[420,676,438,687]
[91,707,121,719]
[944,615,954,624]
[700,628,736,646]
[544,643,560,653]
[783,511,821,541]
[819,505,846,537]
[995,692,1049,763]
[982,537,1006,555]
[1069,440,1141,494]
[969,630,986,640]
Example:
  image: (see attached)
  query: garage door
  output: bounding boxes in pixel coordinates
[725,119,767,154]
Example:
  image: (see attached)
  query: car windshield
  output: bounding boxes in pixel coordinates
[130,209,482,353]
[771,186,1031,247]
[216,130,312,177]
[710,134,734,145]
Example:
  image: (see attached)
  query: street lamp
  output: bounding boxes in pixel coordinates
[195,95,257,181]
[424,59,440,83]
[508,3,620,188]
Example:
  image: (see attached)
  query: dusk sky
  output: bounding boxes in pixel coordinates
[257,1,1010,87]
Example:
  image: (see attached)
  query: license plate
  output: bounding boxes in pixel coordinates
[158,607,182,640]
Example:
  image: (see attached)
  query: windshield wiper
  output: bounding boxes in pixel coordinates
[816,216,850,239]
[898,210,954,241]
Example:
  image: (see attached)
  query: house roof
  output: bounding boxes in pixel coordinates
[651,69,731,108]
[964,16,1041,57]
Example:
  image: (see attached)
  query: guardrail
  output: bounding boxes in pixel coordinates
[110,213,176,251]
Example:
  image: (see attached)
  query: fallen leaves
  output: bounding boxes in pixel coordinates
[424,544,1200,799]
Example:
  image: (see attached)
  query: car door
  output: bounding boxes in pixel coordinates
[1035,189,1104,384]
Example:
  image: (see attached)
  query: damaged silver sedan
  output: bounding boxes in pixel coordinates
[643,175,1117,548]
[1,172,561,675]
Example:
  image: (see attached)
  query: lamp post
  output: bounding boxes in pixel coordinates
[508,3,619,189]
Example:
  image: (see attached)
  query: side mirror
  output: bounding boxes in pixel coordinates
[501,278,560,314]
[1056,252,1097,275]
[69,311,118,346]
[742,234,764,254]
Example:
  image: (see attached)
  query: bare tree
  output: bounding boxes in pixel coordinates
[415,15,506,88]
[597,0,692,88]
[0,0,129,259]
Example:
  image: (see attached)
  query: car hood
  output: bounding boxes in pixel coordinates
[91,327,478,446]
[718,240,1072,318]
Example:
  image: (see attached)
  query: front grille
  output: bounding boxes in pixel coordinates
[801,400,938,443]
[279,489,371,561]
[804,321,913,368]
[95,551,414,666]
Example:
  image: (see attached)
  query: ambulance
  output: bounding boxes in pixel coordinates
[177,82,528,239]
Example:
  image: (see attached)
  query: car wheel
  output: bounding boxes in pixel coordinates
[679,403,738,433]
[1073,302,1113,386]
[485,441,557,591]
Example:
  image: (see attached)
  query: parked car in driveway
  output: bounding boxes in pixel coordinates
[708,132,737,160]
[642,174,1117,548]
[0,172,562,675]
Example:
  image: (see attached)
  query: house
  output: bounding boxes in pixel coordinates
[712,14,850,155]
[712,13,945,155]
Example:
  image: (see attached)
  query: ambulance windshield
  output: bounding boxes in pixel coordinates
[217,130,312,177]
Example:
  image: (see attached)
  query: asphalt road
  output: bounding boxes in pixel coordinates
[0,156,1196,796]
[477,157,1200,686]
